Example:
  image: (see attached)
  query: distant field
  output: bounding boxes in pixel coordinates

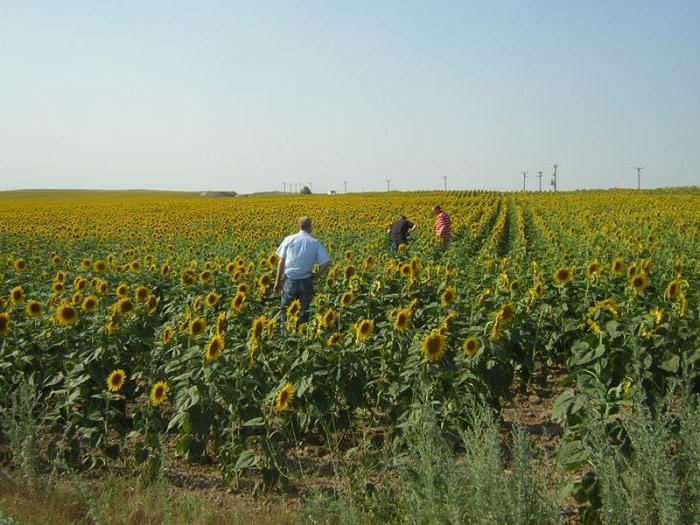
[1,188,699,524]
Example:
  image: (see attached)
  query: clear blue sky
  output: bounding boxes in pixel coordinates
[1,1,698,193]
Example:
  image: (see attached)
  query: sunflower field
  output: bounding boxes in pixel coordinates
[0,188,699,509]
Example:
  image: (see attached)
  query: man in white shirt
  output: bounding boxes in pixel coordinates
[274,216,331,325]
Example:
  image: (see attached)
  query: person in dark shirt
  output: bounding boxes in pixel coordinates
[387,214,417,253]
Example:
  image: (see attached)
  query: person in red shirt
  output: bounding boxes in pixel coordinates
[432,205,452,248]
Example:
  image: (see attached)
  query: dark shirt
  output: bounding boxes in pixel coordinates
[389,219,415,242]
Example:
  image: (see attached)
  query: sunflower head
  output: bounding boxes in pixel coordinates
[251,315,267,340]
[93,260,107,272]
[201,291,218,309]
[393,308,411,331]
[9,287,25,304]
[630,272,648,293]
[14,259,26,271]
[497,303,516,325]
[150,381,169,405]
[553,267,573,285]
[340,291,355,307]
[0,312,10,336]
[230,292,245,312]
[205,334,224,361]
[162,326,174,345]
[321,308,337,329]
[135,286,150,302]
[275,383,295,412]
[355,319,374,342]
[286,299,302,319]
[462,336,480,357]
[440,287,456,307]
[116,284,129,297]
[326,332,342,347]
[55,303,78,325]
[421,331,446,362]
[199,270,212,284]
[25,300,42,317]
[81,295,98,312]
[115,298,134,315]
[664,278,680,301]
[106,369,126,392]
[189,317,206,337]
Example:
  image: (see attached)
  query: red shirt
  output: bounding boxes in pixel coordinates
[435,211,451,240]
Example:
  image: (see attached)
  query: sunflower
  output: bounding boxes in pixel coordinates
[205,291,220,308]
[129,260,141,272]
[462,336,480,357]
[630,272,647,293]
[216,311,226,333]
[71,292,84,305]
[9,287,25,304]
[189,317,206,337]
[226,262,236,274]
[421,331,446,362]
[25,300,42,317]
[52,281,65,293]
[251,315,267,341]
[320,308,337,330]
[400,264,412,278]
[93,260,107,272]
[81,295,98,312]
[161,263,171,276]
[497,303,516,325]
[114,298,134,315]
[275,383,295,412]
[97,280,109,295]
[509,280,520,292]
[237,283,249,295]
[326,332,342,347]
[181,271,196,286]
[0,312,9,336]
[199,270,212,284]
[587,319,602,335]
[440,287,456,307]
[134,286,150,302]
[55,271,66,283]
[392,308,411,331]
[147,295,157,314]
[204,334,224,361]
[553,267,573,285]
[106,369,126,392]
[529,281,544,298]
[355,319,374,342]
[80,258,92,270]
[73,277,86,290]
[230,292,245,313]
[14,258,26,271]
[664,278,680,301]
[55,303,78,324]
[340,291,355,307]
[343,265,356,282]
[477,288,492,305]
[116,284,129,297]
[286,299,302,319]
[586,260,602,280]
[257,274,271,287]
[150,381,169,405]
[162,326,174,345]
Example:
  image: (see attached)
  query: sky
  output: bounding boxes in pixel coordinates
[1,1,699,194]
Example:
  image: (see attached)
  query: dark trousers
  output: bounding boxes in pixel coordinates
[280,276,314,324]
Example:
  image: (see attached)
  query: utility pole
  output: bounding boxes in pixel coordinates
[537,171,543,192]
[551,164,558,192]
[634,167,643,190]
[441,176,448,191]
[521,171,529,192]
[342,180,348,194]
[385,178,391,192]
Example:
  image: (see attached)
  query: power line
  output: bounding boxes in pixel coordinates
[385,178,391,192]
[441,176,448,191]
[521,171,529,192]
[537,171,543,192]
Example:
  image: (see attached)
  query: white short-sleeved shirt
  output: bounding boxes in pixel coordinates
[275,230,330,280]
